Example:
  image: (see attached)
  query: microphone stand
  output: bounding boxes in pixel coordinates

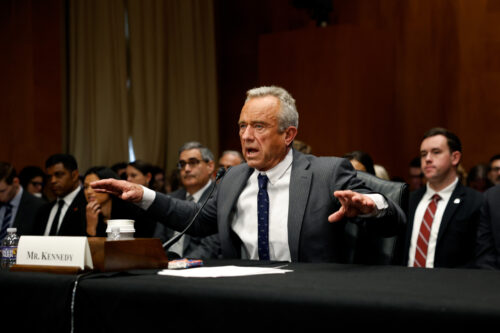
[162,167,227,250]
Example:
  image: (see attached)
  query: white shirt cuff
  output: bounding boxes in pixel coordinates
[360,193,388,218]
[135,186,156,210]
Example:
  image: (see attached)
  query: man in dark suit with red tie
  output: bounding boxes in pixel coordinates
[35,154,87,236]
[403,128,483,268]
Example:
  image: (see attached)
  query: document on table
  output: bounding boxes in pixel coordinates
[158,265,292,278]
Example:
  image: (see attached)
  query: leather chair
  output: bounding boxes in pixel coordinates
[345,171,408,265]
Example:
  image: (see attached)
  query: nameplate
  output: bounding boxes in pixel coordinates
[16,236,93,270]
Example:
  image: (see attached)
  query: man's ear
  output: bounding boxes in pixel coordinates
[451,151,462,167]
[207,160,215,174]
[284,126,298,146]
[71,170,79,183]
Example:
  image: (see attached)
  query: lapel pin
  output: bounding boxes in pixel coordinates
[453,198,460,204]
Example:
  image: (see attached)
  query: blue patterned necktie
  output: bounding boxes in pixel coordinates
[0,203,13,242]
[257,174,270,260]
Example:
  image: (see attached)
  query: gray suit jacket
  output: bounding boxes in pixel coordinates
[148,150,405,263]
[153,183,221,259]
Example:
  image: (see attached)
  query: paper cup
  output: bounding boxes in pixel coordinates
[106,219,135,240]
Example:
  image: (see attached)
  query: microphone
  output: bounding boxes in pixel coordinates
[162,167,227,250]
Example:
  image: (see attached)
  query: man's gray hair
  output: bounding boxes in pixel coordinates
[178,141,214,162]
[246,86,299,132]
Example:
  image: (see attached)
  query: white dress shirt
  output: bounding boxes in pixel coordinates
[232,150,293,261]
[407,177,459,268]
[44,186,81,235]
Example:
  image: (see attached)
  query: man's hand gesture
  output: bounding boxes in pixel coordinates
[328,190,376,223]
[90,179,144,203]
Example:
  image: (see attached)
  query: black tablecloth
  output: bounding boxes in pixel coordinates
[2,261,500,332]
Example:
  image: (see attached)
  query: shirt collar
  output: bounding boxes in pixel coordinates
[424,177,458,202]
[188,179,212,203]
[60,185,81,206]
[258,149,293,185]
[9,186,23,208]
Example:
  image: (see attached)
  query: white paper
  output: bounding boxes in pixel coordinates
[16,236,93,270]
[158,265,292,278]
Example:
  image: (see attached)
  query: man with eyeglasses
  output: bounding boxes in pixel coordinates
[487,154,500,186]
[153,142,221,259]
[0,162,44,240]
[92,86,405,263]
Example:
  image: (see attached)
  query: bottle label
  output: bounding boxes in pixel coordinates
[1,246,17,260]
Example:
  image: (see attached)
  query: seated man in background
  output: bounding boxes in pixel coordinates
[18,166,46,200]
[92,86,406,263]
[35,154,87,236]
[487,154,500,186]
[408,157,424,191]
[218,150,244,170]
[0,162,45,239]
[154,142,221,259]
[403,128,483,268]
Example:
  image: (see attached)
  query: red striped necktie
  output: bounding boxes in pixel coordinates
[414,194,441,268]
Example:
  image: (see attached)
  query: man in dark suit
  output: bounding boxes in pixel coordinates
[35,154,86,236]
[0,162,45,240]
[154,141,221,259]
[92,86,405,263]
[403,128,483,268]
[475,185,500,269]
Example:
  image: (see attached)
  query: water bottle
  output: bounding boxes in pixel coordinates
[1,228,19,269]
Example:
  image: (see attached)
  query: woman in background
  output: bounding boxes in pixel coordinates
[83,166,156,237]
[343,150,376,175]
[126,160,153,188]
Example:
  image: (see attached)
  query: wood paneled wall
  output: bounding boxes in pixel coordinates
[216,0,500,181]
[0,0,63,171]
[2,0,500,182]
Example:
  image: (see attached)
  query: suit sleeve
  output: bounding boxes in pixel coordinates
[333,158,407,237]
[146,192,218,237]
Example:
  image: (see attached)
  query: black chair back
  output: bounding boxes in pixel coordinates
[345,171,408,265]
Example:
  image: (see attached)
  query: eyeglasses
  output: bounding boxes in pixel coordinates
[491,167,500,173]
[30,181,43,187]
[177,158,205,170]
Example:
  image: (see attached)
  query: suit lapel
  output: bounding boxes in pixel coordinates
[404,188,425,261]
[218,165,254,258]
[12,191,27,230]
[59,189,83,235]
[437,182,464,244]
[288,150,312,262]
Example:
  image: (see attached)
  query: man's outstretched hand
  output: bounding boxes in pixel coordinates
[90,179,144,203]
[328,190,376,223]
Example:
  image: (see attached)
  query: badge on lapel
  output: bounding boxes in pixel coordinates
[453,198,460,204]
